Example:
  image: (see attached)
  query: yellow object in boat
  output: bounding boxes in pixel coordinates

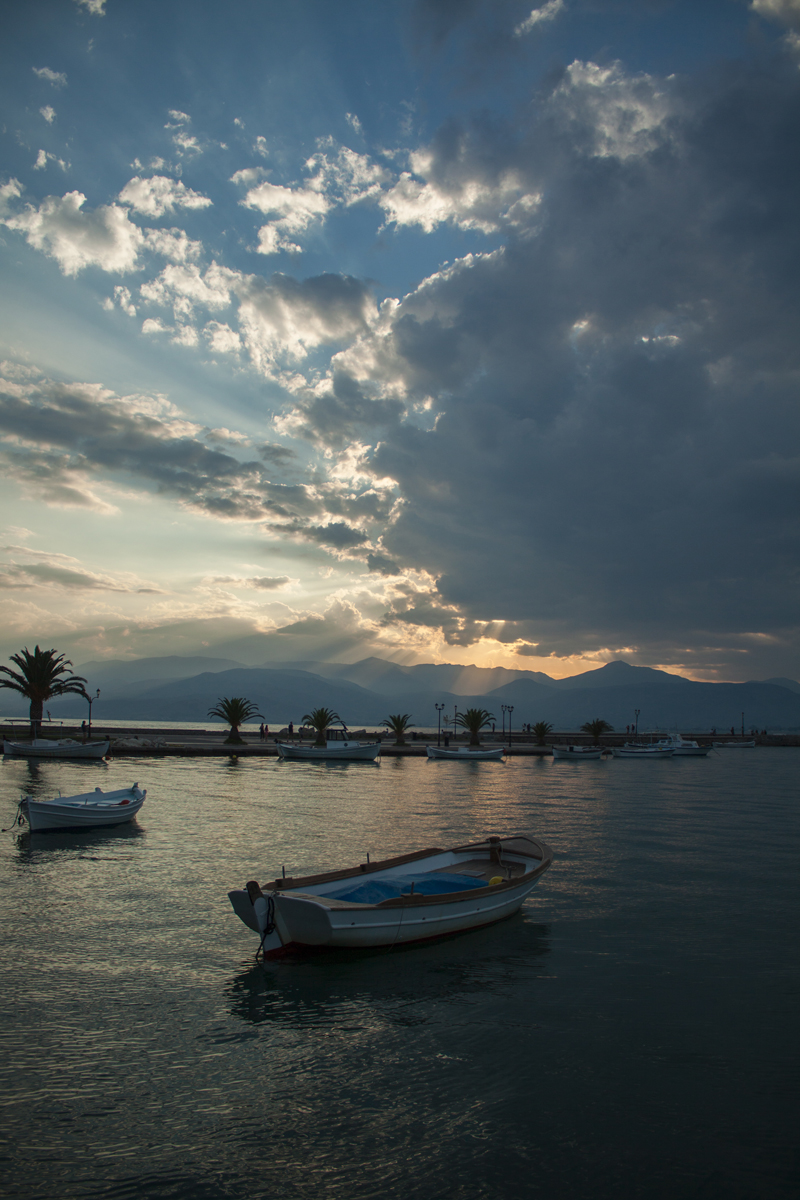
[488,876,504,886]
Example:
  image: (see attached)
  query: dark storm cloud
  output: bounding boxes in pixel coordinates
[285,371,406,450]
[273,521,370,549]
[0,376,326,523]
[362,59,800,676]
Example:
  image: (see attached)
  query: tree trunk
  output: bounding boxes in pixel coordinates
[29,698,43,740]
[470,731,480,746]
[225,723,245,744]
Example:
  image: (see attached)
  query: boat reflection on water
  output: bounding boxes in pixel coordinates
[11,817,145,862]
[225,914,550,1029]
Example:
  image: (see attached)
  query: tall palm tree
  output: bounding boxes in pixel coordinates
[532,721,554,746]
[207,696,263,744]
[455,707,496,747]
[381,713,413,745]
[0,646,88,738]
[302,706,342,747]
[580,718,614,745]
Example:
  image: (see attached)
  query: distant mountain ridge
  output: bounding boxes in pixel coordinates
[3,654,797,730]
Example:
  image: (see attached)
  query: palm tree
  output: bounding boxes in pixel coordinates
[207,696,263,744]
[382,713,413,744]
[580,718,614,745]
[302,706,342,747]
[0,646,88,738]
[532,720,554,746]
[455,707,496,747]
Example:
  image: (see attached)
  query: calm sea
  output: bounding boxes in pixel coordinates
[1,751,797,1200]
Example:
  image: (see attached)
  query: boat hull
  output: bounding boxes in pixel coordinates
[426,746,504,760]
[276,741,381,761]
[4,739,110,759]
[551,746,603,760]
[712,741,756,749]
[21,786,145,831]
[611,746,674,758]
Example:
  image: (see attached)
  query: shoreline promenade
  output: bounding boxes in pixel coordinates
[3,724,797,755]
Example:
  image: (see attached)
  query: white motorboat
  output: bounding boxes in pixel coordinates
[229,834,553,958]
[653,734,711,757]
[426,745,505,760]
[17,784,146,832]
[551,744,604,760]
[276,738,381,761]
[3,738,110,759]
[712,740,756,749]
[611,743,674,758]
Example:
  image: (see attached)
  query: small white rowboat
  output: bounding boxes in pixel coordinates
[229,834,552,958]
[426,745,505,760]
[3,738,110,759]
[276,739,381,761]
[551,744,604,760]
[712,740,756,749]
[17,784,146,832]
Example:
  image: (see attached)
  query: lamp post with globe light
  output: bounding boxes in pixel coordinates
[435,703,445,747]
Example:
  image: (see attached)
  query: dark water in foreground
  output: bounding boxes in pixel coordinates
[0,751,797,1200]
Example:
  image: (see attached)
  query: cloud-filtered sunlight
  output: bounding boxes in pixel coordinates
[2,0,799,681]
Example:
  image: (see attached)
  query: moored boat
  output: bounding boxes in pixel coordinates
[3,738,110,759]
[551,744,604,760]
[276,738,381,761]
[17,784,146,831]
[229,834,552,958]
[712,740,756,748]
[611,743,674,758]
[653,734,710,757]
[426,745,505,760]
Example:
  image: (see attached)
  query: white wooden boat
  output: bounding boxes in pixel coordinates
[276,738,381,761]
[653,735,710,757]
[426,745,505,760]
[551,744,604,760]
[712,740,756,749]
[18,784,146,832]
[611,743,674,758]
[3,738,110,759]
[229,834,552,958]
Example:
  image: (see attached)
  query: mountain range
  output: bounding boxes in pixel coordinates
[5,655,800,731]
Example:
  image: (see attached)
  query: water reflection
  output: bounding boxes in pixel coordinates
[2,756,110,798]
[226,915,550,1029]
[12,819,145,863]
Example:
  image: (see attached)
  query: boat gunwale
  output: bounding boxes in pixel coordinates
[264,835,552,905]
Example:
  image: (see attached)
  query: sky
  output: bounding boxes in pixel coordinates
[1,0,799,682]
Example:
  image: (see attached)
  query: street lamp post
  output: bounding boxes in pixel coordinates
[741,711,744,738]
[435,703,445,747]
[454,705,458,742]
[86,689,100,739]
[507,704,514,748]
[634,708,640,739]
[500,704,507,740]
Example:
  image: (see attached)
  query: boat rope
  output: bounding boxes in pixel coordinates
[255,894,277,961]
[2,802,28,832]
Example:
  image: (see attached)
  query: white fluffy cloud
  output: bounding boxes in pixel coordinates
[118,175,213,218]
[0,183,143,275]
[40,106,56,124]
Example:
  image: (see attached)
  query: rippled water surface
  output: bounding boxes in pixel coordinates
[1,751,798,1199]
